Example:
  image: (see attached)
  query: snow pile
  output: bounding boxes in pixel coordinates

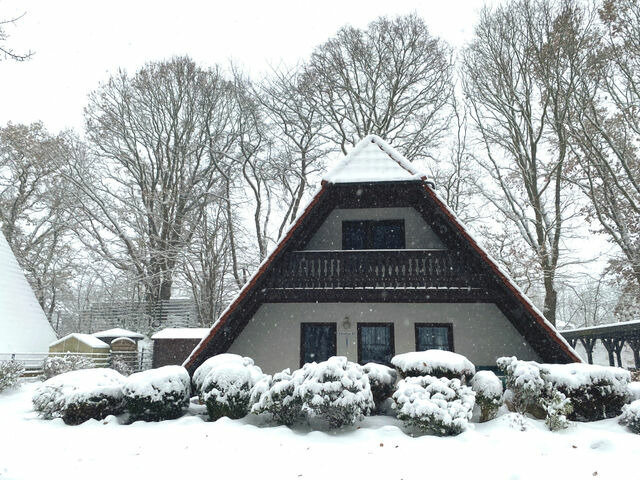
[123,366,191,422]
[362,362,397,409]
[393,375,475,436]
[628,382,640,402]
[251,368,305,426]
[42,354,94,379]
[294,356,374,428]
[619,400,640,434]
[192,353,256,396]
[0,360,24,392]
[470,370,503,422]
[32,368,125,424]
[200,359,265,421]
[392,350,476,381]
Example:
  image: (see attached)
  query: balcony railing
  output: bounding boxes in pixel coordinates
[265,250,486,290]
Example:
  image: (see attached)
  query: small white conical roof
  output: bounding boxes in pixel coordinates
[323,135,427,184]
[0,231,57,353]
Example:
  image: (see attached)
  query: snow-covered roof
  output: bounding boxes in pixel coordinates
[49,333,110,349]
[0,231,57,353]
[151,328,211,340]
[111,337,136,344]
[92,327,144,339]
[323,135,427,184]
[561,320,640,335]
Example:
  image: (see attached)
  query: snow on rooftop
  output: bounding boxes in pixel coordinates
[323,135,426,184]
[151,328,211,340]
[92,327,144,339]
[561,320,640,334]
[0,231,57,353]
[49,333,110,349]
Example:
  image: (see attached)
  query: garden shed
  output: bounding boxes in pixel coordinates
[151,328,209,368]
[92,328,144,346]
[49,333,110,354]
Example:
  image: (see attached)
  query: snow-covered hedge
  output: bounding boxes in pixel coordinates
[200,360,265,421]
[192,354,256,398]
[251,368,305,426]
[629,382,640,402]
[391,351,475,382]
[295,356,374,428]
[110,356,133,377]
[123,366,191,422]
[32,368,125,425]
[42,355,94,380]
[362,363,397,409]
[497,357,545,415]
[470,370,502,422]
[619,400,640,434]
[393,375,475,436]
[0,360,24,392]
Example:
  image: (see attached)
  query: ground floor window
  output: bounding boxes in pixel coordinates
[415,323,453,351]
[358,323,394,365]
[300,323,336,366]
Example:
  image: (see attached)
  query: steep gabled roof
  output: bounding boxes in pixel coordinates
[323,135,427,183]
[184,137,580,372]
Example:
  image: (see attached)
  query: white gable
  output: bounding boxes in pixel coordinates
[0,232,57,353]
[323,135,426,183]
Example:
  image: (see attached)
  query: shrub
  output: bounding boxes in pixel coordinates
[123,365,191,422]
[629,382,640,402]
[0,360,25,392]
[497,356,545,416]
[201,361,265,421]
[392,351,475,382]
[42,355,94,380]
[393,375,475,436]
[251,369,305,426]
[543,388,573,431]
[540,363,630,421]
[32,368,125,425]
[619,400,640,434]
[110,356,133,376]
[470,370,503,422]
[362,363,397,410]
[192,354,256,399]
[294,357,374,429]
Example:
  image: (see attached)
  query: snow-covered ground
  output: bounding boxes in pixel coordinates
[1,381,639,480]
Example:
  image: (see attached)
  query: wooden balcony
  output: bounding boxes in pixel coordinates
[265,250,487,290]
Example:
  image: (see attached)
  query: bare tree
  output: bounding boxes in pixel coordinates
[462,0,598,324]
[0,13,32,62]
[69,57,237,303]
[304,14,453,159]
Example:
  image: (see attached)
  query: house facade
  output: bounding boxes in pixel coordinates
[185,135,580,375]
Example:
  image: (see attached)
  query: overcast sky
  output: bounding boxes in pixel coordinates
[0,0,499,131]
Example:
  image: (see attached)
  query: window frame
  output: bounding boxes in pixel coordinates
[357,322,395,366]
[414,322,454,352]
[341,219,406,250]
[300,322,337,367]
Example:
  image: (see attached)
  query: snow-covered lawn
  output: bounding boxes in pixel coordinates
[1,381,639,480]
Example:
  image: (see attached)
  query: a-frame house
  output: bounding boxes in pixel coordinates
[185,135,580,374]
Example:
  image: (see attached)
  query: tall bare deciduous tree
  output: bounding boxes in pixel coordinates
[462,0,597,324]
[305,14,453,159]
[70,57,237,303]
[0,13,32,62]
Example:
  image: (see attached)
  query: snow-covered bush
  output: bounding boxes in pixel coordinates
[295,356,374,428]
[251,368,305,426]
[32,368,125,425]
[393,375,475,436]
[543,388,572,431]
[392,351,475,382]
[470,370,503,422]
[362,362,397,410]
[628,382,640,402]
[110,356,133,376]
[123,365,191,422]
[201,360,265,421]
[619,400,640,434]
[192,353,256,398]
[497,357,545,415]
[42,354,94,380]
[0,360,24,392]
[540,363,630,421]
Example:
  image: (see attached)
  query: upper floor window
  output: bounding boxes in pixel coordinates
[342,220,405,250]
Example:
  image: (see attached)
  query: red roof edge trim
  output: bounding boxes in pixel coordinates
[422,184,581,363]
[184,183,329,371]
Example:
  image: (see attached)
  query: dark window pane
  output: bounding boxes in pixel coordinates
[302,324,336,364]
[359,324,393,365]
[342,220,405,250]
[342,221,366,250]
[416,326,451,351]
[371,222,405,249]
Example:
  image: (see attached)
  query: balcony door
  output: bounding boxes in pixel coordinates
[300,323,337,366]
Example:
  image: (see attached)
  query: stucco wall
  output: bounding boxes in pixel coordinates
[304,207,446,250]
[228,302,541,374]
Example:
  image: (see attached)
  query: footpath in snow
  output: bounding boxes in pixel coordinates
[1,381,639,480]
